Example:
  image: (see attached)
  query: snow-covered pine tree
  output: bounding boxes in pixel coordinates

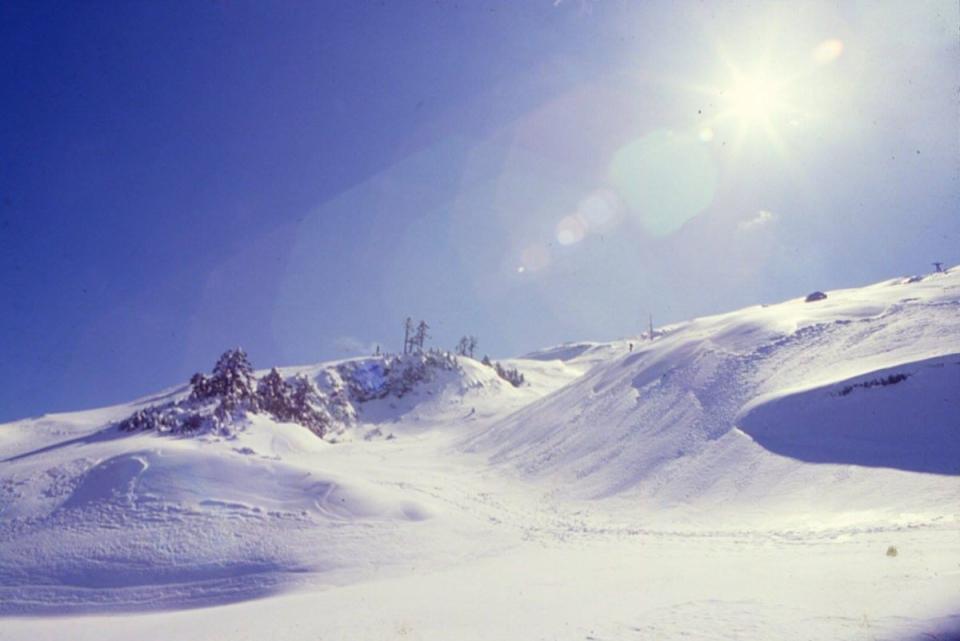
[209,348,260,412]
[494,361,525,387]
[289,374,333,437]
[316,368,357,427]
[188,372,214,401]
[257,367,293,421]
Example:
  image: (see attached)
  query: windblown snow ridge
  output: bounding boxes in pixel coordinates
[468,266,960,508]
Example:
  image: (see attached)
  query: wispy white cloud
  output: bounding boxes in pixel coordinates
[738,209,777,231]
[332,336,380,356]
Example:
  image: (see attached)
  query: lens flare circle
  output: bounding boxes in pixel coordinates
[555,215,586,246]
[609,130,717,237]
[812,39,844,65]
[519,243,551,272]
[577,189,621,232]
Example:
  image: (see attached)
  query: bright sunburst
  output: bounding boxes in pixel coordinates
[722,71,787,124]
[679,37,843,163]
[705,59,808,159]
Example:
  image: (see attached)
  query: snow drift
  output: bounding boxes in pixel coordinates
[467,268,960,520]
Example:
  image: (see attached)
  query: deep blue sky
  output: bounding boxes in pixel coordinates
[1,1,957,421]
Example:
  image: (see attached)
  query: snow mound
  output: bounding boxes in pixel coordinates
[0,415,438,614]
[108,349,535,442]
[0,347,554,614]
[345,354,543,433]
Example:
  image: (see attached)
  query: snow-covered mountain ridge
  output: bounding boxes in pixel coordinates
[467,268,959,523]
[1,267,958,640]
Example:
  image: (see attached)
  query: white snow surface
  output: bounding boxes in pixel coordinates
[1,269,958,640]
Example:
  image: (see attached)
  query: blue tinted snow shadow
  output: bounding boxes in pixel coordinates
[1,424,132,464]
[0,569,311,616]
[738,355,960,475]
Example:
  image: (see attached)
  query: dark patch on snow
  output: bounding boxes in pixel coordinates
[836,373,910,396]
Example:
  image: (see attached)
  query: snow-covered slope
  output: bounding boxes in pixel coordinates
[0,352,567,613]
[467,269,960,526]
[1,268,958,640]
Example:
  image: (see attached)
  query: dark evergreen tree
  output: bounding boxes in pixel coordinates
[289,374,333,436]
[257,367,293,420]
[403,316,416,354]
[211,348,258,400]
[494,362,525,387]
[119,408,161,432]
[189,372,214,401]
[403,317,415,354]
[414,320,430,351]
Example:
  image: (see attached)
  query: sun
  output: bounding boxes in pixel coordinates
[686,58,808,159]
[723,71,785,123]
[673,27,846,167]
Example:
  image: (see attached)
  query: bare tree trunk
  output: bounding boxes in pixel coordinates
[403,317,414,354]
